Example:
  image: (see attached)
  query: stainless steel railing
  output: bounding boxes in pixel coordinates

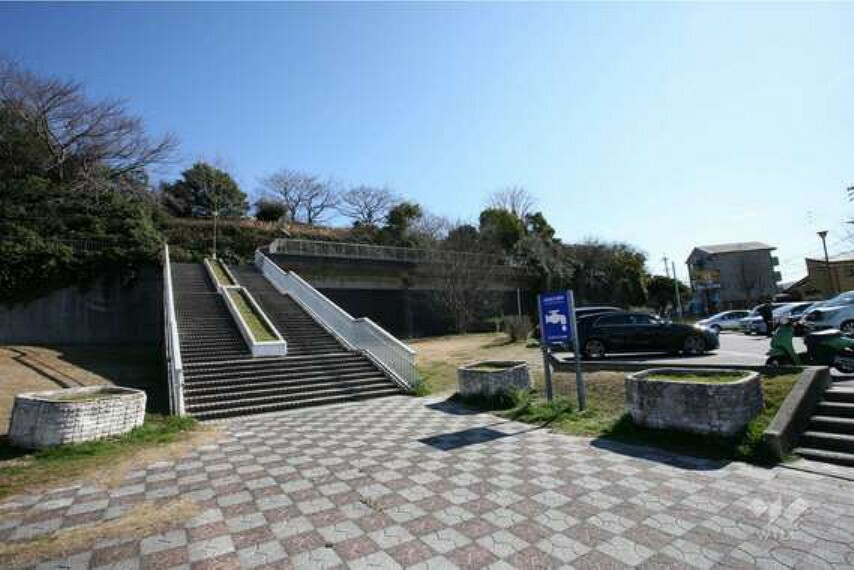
[269,238,521,267]
[255,250,417,389]
[163,244,185,415]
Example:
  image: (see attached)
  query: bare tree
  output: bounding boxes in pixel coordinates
[411,212,452,244]
[301,177,339,225]
[486,186,537,219]
[337,185,397,226]
[259,168,338,224]
[433,254,502,333]
[0,58,176,187]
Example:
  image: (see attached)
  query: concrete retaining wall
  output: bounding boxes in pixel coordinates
[0,266,162,345]
[626,368,764,437]
[764,367,831,460]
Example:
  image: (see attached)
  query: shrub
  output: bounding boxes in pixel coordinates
[502,315,532,342]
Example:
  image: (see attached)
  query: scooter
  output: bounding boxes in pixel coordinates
[766,320,854,372]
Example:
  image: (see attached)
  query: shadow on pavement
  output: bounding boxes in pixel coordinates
[419,426,513,451]
[590,436,731,471]
[426,399,481,416]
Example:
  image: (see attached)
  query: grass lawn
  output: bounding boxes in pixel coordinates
[0,415,207,500]
[644,371,748,383]
[208,258,235,286]
[414,332,799,465]
[227,289,277,342]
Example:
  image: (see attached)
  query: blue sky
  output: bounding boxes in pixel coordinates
[2,2,853,282]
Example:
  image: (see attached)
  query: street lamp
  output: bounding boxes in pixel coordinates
[817,230,834,295]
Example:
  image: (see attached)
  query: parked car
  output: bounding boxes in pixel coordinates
[533,306,620,341]
[696,310,750,333]
[740,303,786,334]
[578,311,719,358]
[794,299,829,336]
[802,291,854,334]
[749,302,814,335]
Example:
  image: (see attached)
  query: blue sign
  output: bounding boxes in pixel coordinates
[539,291,573,345]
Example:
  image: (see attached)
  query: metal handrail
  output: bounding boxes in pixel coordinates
[163,244,185,415]
[269,238,522,267]
[255,250,417,389]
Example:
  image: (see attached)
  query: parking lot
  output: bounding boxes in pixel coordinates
[554,332,805,370]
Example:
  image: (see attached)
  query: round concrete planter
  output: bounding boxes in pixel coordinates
[457,361,531,397]
[8,386,146,449]
[625,368,763,437]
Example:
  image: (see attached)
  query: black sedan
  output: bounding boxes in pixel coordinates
[578,312,719,358]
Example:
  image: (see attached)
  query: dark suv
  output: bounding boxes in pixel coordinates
[578,311,719,358]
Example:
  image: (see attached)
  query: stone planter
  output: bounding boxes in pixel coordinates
[625,368,763,437]
[457,361,531,397]
[8,386,146,449]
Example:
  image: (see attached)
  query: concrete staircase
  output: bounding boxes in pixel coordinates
[795,386,854,466]
[171,263,402,420]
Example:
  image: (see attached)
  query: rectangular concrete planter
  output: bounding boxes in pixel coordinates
[8,386,146,449]
[626,368,764,437]
[222,286,288,357]
[204,257,287,358]
[457,361,531,397]
[204,257,237,292]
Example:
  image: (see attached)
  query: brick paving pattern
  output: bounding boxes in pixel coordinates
[2,395,854,568]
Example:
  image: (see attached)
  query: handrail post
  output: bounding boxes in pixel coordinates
[163,243,185,415]
[255,250,417,390]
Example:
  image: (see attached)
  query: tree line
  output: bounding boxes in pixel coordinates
[0,58,683,322]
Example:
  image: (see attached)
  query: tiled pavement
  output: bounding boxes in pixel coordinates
[3,396,854,569]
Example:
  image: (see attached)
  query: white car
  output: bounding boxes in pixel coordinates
[696,310,750,333]
[802,291,854,334]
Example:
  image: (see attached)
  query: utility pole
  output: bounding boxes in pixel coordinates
[662,256,671,279]
[817,230,834,295]
[672,260,684,319]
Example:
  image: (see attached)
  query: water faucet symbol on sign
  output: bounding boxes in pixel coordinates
[545,309,568,331]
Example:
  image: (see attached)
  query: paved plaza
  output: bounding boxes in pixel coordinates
[2,395,854,569]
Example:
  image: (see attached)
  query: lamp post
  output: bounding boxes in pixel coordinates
[818,230,833,295]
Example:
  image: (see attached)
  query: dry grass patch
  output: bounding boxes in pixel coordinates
[0,498,198,568]
[0,416,216,500]
[412,333,542,394]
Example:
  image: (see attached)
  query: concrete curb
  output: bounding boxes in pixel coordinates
[549,354,802,375]
[764,367,832,461]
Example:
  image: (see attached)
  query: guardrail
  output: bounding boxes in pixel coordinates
[255,250,417,389]
[269,238,522,268]
[163,244,185,415]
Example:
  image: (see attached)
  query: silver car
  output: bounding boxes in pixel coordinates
[697,310,750,333]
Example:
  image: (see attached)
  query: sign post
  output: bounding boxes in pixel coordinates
[568,290,586,411]
[537,290,586,410]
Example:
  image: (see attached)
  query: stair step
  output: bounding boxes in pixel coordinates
[187,384,401,412]
[794,447,854,467]
[186,363,378,384]
[189,388,402,420]
[823,389,854,404]
[800,431,854,453]
[185,352,359,371]
[186,377,392,401]
[816,401,854,418]
[186,369,385,391]
[810,416,854,435]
